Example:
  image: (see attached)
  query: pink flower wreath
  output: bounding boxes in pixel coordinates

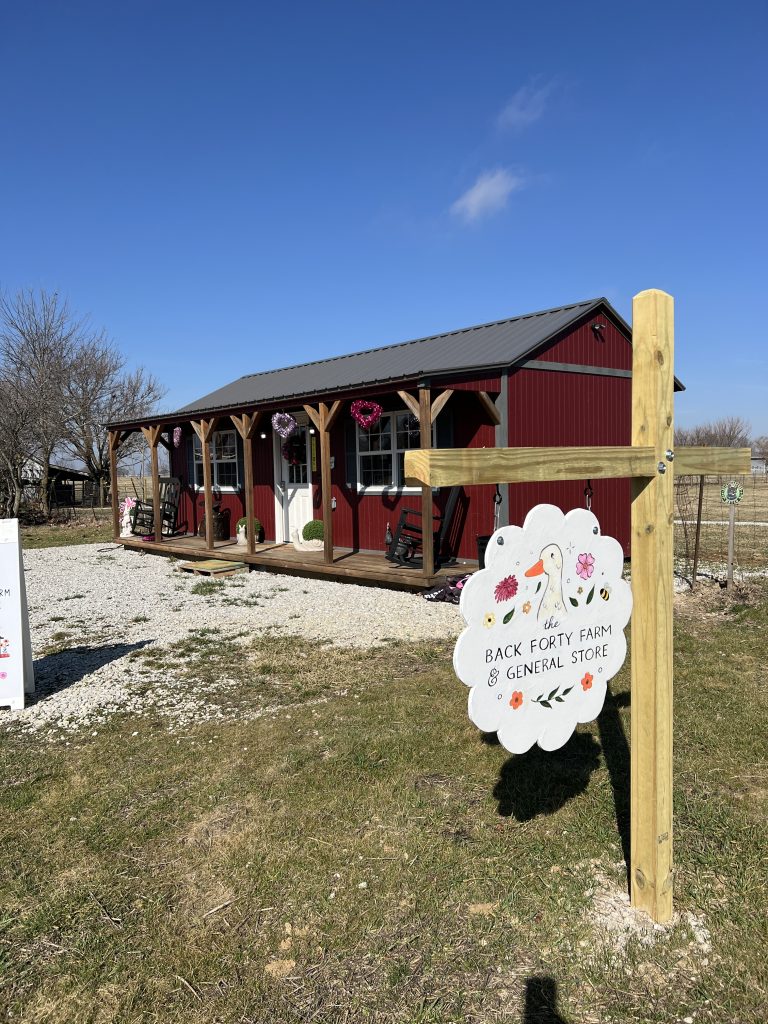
[350,399,383,430]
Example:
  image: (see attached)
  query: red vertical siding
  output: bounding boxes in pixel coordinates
[533,312,632,369]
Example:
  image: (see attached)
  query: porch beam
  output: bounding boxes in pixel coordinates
[397,390,421,420]
[231,413,262,555]
[430,389,454,424]
[419,387,434,579]
[157,433,171,452]
[190,418,218,550]
[141,425,163,543]
[318,403,335,565]
[476,390,502,426]
[303,405,322,432]
[108,430,121,541]
[324,400,343,432]
[404,445,658,488]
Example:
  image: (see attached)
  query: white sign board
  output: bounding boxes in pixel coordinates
[454,505,632,754]
[0,519,35,710]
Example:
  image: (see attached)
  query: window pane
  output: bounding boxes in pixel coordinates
[193,436,202,462]
[215,431,236,461]
[360,453,392,487]
[395,412,420,450]
[217,461,238,488]
[195,464,204,487]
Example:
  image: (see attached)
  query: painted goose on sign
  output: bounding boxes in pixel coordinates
[525,543,567,623]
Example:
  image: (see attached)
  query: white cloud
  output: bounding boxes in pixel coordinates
[497,80,553,131]
[450,168,523,224]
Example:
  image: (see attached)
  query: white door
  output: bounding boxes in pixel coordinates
[273,424,313,543]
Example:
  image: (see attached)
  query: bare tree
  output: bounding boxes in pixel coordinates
[751,435,768,460]
[63,338,165,504]
[675,416,752,448]
[0,289,79,514]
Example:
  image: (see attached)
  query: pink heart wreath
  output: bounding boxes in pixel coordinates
[271,412,298,439]
[350,399,383,430]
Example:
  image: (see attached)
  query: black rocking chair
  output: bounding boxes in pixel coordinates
[131,476,183,537]
[385,487,460,569]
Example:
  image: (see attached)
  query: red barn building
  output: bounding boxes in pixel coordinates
[109,298,682,586]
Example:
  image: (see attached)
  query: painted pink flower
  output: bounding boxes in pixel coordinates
[494,575,518,602]
[576,552,595,580]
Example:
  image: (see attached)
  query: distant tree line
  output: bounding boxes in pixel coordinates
[675,416,766,461]
[0,288,164,517]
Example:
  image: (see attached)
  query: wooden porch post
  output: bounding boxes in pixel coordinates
[419,386,433,579]
[141,425,163,543]
[190,418,219,551]
[232,412,262,556]
[630,289,675,922]
[108,430,121,541]
[304,401,342,565]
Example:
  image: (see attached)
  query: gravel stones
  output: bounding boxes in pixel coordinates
[5,544,462,736]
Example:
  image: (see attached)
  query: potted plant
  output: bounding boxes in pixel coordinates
[236,517,263,545]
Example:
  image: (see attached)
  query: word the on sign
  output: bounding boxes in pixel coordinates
[454,504,632,754]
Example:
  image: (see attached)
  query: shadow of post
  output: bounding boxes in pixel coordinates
[596,685,631,882]
[523,976,571,1023]
[31,641,151,701]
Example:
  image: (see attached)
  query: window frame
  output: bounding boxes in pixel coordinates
[192,428,240,492]
[354,411,435,494]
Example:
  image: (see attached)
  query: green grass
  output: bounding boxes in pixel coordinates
[21,514,113,549]
[0,582,766,1023]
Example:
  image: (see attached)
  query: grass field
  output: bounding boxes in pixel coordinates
[1,578,766,1022]
[21,510,113,549]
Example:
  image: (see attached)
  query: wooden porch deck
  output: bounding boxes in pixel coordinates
[120,534,475,590]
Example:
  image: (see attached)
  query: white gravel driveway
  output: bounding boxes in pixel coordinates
[6,543,463,736]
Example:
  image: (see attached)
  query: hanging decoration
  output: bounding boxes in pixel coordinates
[173,426,182,448]
[272,412,298,439]
[350,399,383,430]
[281,434,305,467]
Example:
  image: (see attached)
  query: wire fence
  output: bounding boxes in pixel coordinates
[674,472,768,585]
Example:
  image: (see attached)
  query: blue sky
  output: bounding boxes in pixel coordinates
[2,1,766,432]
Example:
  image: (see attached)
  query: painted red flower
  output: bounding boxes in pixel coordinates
[576,552,595,580]
[494,575,519,602]
[509,691,524,710]
[581,672,593,691]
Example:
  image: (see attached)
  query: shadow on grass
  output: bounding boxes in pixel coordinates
[596,686,631,878]
[523,976,571,1023]
[32,641,151,699]
[492,732,602,820]
[488,684,632,877]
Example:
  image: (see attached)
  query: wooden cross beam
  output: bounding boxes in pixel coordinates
[190,418,220,550]
[304,402,342,564]
[404,289,751,924]
[231,412,263,555]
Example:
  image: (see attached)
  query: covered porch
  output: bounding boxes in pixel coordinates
[119,532,473,589]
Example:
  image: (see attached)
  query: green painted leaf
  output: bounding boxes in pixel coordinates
[539,700,552,709]
[562,686,573,696]
[586,586,595,605]
[569,596,579,607]
[555,696,564,702]
[503,608,515,624]
[536,581,542,594]
[548,689,557,700]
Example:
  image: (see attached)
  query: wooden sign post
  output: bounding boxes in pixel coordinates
[405,289,751,923]
[721,480,743,589]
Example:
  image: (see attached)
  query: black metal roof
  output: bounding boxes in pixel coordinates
[174,298,613,417]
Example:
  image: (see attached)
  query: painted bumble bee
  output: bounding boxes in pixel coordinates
[599,585,612,601]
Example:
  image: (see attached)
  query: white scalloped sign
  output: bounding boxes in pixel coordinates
[454,504,632,754]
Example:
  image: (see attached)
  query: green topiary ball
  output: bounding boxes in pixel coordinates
[302,519,324,541]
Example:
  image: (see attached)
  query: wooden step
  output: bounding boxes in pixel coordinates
[177,559,248,578]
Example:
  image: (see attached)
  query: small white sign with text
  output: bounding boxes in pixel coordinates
[0,519,35,710]
[454,504,632,754]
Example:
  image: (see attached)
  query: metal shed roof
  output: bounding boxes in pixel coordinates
[174,297,613,417]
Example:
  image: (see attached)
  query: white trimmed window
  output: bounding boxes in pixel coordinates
[356,412,431,491]
[192,429,240,490]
